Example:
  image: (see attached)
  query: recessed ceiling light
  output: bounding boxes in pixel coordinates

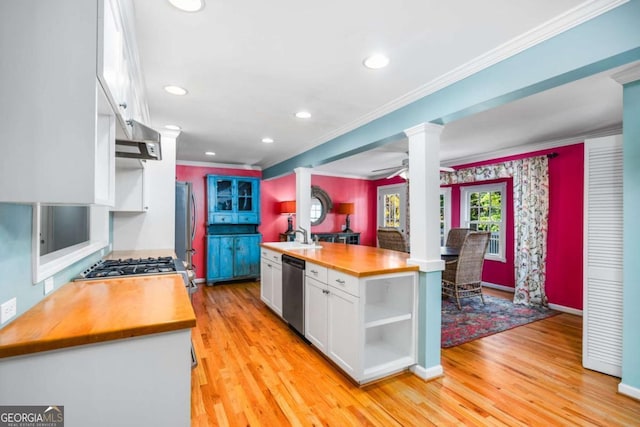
[205,151,216,156]
[262,137,274,143]
[168,0,205,12]
[363,54,390,69]
[165,124,182,131]
[295,111,311,119]
[164,85,188,96]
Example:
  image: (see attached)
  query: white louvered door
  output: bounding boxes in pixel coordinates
[583,135,623,377]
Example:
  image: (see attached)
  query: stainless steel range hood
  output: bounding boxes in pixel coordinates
[115,120,162,160]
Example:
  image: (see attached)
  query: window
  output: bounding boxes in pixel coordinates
[377,183,407,232]
[39,206,90,256]
[440,187,451,246]
[32,204,110,283]
[384,193,401,227]
[460,182,506,261]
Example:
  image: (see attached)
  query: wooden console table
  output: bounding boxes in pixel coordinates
[279,232,360,245]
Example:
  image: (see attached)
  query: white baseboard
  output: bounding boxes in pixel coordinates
[195,278,206,284]
[482,281,515,293]
[548,303,583,316]
[483,282,583,315]
[410,364,443,381]
[619,382,640,401]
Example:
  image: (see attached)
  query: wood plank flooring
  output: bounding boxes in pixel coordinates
[190,282,640,426]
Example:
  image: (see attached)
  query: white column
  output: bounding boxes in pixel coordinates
[294,167,312,243]
[405,123,444,272]
[611,62,640,400]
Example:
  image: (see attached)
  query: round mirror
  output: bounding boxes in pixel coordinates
[310,186,332,226]
[310,198,322,223]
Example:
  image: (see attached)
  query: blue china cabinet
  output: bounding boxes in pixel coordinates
[206,175,261,284]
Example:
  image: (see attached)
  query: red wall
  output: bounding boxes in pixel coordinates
[261,174,378,246]
[175,165,261,280]
[452,143,584,309]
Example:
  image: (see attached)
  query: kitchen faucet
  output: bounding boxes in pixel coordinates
[294,226,309,245]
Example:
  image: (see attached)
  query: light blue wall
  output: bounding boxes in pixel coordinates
[622,79,640,390]
[0,203,103,325]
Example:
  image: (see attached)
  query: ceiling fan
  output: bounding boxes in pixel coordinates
[372,158,455,179]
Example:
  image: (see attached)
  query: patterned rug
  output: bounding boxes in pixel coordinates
[441,294,559,348]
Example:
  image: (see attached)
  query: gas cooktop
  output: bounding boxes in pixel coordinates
[77,257,180,280]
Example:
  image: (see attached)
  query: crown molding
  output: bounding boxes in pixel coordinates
[611,61,640,84]
[176,160,262,170]
[303,0,627,149]
[442,124,622,167]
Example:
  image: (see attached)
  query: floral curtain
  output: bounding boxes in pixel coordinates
[440,156,549,306]
[512,157,549,306]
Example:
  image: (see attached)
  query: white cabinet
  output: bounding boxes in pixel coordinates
[303,260,417,384]
[0,0,148,205]
[0,0,138,205]
[305,276,329,353]
[260,248,283,316]
[98,0,144,139]
[327,286,360,378]
[113,159,148,212]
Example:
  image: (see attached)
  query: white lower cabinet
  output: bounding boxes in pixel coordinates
[260,248,283,316]
[304,262,417,384]
[327,286,360,378]
[305,276,329,353]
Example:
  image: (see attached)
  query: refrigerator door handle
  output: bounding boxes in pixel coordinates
[190,191,197,242]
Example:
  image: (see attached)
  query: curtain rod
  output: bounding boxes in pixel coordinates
[547,152,559,159]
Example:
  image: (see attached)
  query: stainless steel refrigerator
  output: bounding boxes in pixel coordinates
[175,181,196,268]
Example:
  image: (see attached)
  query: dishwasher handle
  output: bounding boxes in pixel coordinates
[282,254,305,270]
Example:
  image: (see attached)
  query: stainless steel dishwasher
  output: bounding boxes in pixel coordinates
[282,254,306,337]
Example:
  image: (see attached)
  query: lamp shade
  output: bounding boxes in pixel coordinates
[337,202,354,215]
[279,200,296,214]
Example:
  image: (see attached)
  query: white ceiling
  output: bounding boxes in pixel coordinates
[132,0,624,177]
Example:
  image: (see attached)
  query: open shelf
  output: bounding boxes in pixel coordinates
[363,320,414,374]
[365,304,412,328]
[363,340,414,379]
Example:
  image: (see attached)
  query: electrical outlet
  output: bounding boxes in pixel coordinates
[1,297,17,324]
[44,277,54,295]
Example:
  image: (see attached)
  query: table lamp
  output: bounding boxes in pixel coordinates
[337,202,355,233]
[280,200,296,234]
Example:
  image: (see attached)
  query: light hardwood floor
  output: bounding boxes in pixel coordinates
[190,282,640,426]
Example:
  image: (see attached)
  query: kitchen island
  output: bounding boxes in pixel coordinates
[260,241,419,384]
[0,273,195,427]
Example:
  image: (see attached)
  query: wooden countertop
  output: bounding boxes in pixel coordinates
[0,274,196,359]
[261,242,418,277]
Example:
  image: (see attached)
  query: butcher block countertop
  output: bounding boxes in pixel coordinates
[261,242,419,277]
[0,274,196,359]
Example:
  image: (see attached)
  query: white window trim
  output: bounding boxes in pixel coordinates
[460,182,507,262]
[32,204,110,283]
[440,187,451,245]
[376,183,407,231]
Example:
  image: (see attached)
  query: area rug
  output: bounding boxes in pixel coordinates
[441,294,559,348]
